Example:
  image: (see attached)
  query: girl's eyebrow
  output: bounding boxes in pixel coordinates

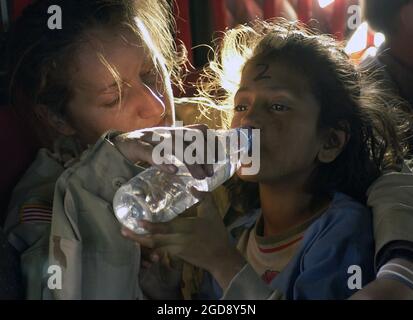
[236,86,293,95]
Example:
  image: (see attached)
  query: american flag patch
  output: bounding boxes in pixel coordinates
[20,204,53,224]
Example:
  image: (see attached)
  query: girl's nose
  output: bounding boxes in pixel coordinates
[240,105,261,129]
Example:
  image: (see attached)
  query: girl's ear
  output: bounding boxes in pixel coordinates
[317,127,349,164]
[34,105,77,136]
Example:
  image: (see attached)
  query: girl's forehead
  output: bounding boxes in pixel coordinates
[239,57,315,99]
[242,58,304,83]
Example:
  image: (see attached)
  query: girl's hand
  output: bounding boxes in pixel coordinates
[139,250,184,300]
[113,124,214,180]
[121,192,246,290]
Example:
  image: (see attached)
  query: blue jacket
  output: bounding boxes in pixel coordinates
[201,192,375,300]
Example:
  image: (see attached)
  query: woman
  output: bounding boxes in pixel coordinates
[4,0,214,299]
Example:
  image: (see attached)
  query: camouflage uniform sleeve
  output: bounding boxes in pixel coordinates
[6,201,54,300]
[367,163,413,268]
[4,149,64,300]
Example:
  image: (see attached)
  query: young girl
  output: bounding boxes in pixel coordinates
[4,0,215,299]
[122,20,411,299]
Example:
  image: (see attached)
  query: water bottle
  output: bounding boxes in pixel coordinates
[113,128,252,234]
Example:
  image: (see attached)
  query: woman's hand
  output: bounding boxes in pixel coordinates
[112,124,214,180]
[121,192,246,290]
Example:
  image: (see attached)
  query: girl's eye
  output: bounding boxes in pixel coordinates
[234,105,248,112]
[270,104,289,112]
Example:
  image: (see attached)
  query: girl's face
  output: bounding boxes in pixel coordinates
[231,57,325,186]
[62,29,173,145]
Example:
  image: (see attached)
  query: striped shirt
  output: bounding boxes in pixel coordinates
[237,210,325,284]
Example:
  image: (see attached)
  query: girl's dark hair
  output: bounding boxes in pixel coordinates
[197,19,410,206]
[7,0,182,146]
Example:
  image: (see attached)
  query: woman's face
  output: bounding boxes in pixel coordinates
[63,28,173,145]
[231,57,324,186]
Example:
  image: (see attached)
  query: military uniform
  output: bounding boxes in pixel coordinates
[48,131,230,299]
[4,136,82,299]
[367,164,413,268]
[48,133,145,299]
[4,126,229,299]
[3,102,228,299]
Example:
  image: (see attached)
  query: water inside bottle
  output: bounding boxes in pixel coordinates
[113,127,251,234]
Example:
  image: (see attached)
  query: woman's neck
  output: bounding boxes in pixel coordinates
[259,182,329,237]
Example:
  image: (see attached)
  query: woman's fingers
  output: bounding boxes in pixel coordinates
[113,135,153,163]
[190,187,208,201]
[186,124,215,178]
[113,134,178,175]
[128,125,215,180]
[167,125,212,180]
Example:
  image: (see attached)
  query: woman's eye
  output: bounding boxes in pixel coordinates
[141,70,165,97]
[234,105,248,112]
[141,70,157,86]
[103,95,120,108]
[270,104,289,112]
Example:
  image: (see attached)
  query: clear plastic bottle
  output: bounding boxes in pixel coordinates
[113,128,251,234]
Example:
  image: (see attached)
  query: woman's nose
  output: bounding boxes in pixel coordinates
[134,83,166,119]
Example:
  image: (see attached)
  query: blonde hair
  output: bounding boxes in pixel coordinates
[8,0,186,146]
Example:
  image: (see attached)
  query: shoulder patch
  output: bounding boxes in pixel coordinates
[20,204,53,224]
